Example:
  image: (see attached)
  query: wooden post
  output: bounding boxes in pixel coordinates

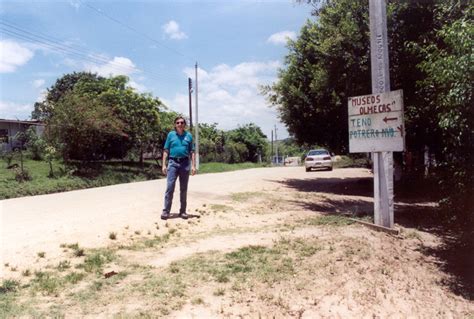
[188,78,193,130]
[195,62,200,170]
[369,0,394,228]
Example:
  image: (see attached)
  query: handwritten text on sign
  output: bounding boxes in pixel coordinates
[348,90,405,152]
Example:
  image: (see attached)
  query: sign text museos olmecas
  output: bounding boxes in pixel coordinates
[348,89,405,153]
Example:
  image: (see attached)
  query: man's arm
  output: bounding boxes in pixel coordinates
[191,152,196,176]
[162,150,168,176]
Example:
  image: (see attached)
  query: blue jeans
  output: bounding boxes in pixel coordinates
[163,158,190,215]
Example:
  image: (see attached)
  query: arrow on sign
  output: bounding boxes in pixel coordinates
[383,116,398,123]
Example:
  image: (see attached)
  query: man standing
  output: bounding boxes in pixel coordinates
[161,116,196,220]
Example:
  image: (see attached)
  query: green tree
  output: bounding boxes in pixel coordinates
[196,123,225,162]
[35,72,165,163]
[226,123,268,162]
[415,2,473,223]
[262,0,371,154]
[98,77,163,164]
[32,72,104,121]
[267,0,472,224]
[46,92,126,162]
[24,126,45,160]
[223,141,248,164]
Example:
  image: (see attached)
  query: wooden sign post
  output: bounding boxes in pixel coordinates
[369,0,396,228]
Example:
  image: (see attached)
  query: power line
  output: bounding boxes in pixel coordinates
[74,2,236,96]
[79,0,195,64]
[0,20,182,83]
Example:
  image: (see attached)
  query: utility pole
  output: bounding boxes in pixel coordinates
[194,62,200,170]
[271,130,274,164]
[188,78,193,129]
[369,0,393,228]
[274,125,278,165]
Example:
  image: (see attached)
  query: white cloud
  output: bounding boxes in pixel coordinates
[84,56,147,92]
[0,101,33,120]
[128,80,147,93]
[164,60,289,139]
[68,0,81,10]
[267,31,296,45]
[33,79,45,89]
[36,89,48,103]
[0,40,34,73]
[162,20,188,40]
[86,56,139,77]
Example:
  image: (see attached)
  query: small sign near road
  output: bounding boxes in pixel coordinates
[348,89,405,153]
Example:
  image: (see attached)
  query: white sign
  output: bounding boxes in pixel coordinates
[348,89,405,153]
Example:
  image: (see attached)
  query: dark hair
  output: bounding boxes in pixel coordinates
[174,116,186,125]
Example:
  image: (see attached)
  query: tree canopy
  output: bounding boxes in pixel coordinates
[264,0,473,223]
[35,72,164,162]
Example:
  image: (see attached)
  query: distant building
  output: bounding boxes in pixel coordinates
[0,119,45,151]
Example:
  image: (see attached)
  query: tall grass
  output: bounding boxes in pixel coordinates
[198,162,267,174]
[0,158,159,199]
[0,158,267,199]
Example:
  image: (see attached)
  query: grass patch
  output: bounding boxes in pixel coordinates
[0,236,323,316]
[136,275,187,315]
[63,242,85,257]
[199,162,267,174]
[80,249,115,274]
[209,204,232,213]
[124,233,171,250]
[0,293,31,318]
[56,260,71,272]
[64,272,86,284]
[333,155,370,169]
[213,287,225,296]
[31,271,63,296]
[191,297,204,305]
[302,215,355,226]
[0,280,19,294]
[0,158,268,199]
[230,191,265,202]
[0,158,162,200]
[403,229,422,240]
[21,269,31,277]
[176,243,297,286]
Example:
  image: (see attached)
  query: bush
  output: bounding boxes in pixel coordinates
[1,151,14,168]
[25,127,45,160]
[14,167,32,182]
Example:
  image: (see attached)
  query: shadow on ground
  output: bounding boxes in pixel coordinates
[279,176,373,197]
[278,174,474,300]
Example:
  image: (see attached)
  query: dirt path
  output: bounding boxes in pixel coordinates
[1,167,472,318]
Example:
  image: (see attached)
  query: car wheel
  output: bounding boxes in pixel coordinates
[306,167,310,172]
[327,167,333,171]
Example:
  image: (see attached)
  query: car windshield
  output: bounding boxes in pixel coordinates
[308,150,329,156]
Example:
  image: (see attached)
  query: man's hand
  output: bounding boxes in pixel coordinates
[162,166,167,176]
[191,166,196,176]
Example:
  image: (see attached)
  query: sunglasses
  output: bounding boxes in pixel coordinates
[176,121,185,125]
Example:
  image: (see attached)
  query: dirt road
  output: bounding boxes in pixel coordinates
[1,167,472,318]
[1,167,360,271]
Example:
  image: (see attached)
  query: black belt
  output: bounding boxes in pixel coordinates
[170,157,188,162]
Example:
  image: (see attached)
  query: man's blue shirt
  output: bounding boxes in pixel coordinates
[164,130,194,158]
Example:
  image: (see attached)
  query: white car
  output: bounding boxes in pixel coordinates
[305,149,333,172]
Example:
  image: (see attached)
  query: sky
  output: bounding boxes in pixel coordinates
[0,0,313,139]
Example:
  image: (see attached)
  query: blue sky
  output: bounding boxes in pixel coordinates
[0,0,313,139]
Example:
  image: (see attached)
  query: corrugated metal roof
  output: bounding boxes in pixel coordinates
[0,119,45,125]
